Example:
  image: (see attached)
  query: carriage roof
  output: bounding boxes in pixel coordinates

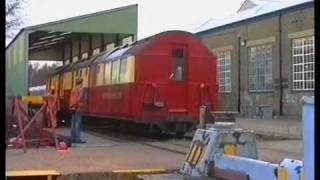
[54,30,195,74]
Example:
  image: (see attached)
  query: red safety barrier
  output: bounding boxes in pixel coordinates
[7,96,64,153]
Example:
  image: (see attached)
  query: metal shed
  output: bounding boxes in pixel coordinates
[6,4,138,96]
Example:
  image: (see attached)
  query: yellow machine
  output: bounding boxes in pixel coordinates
[21,96,45,106]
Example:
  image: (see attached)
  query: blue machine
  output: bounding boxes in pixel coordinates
[140,96,314,180]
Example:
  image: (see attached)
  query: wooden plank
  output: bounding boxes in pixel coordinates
[6,170,60,177]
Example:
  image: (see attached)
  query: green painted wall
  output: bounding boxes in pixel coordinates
[6,31,28,96]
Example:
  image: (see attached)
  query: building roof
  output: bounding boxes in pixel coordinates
[195,0,314,34]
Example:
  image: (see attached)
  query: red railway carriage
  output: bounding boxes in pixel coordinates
[48,31,219,134]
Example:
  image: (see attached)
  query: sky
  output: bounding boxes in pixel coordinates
[16,0,244,40]
[9,0,245,66]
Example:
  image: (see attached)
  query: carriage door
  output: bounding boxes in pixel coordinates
[167,44,188,114]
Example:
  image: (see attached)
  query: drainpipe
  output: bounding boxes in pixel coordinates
[279,12,283,115]
[237,36,241,112]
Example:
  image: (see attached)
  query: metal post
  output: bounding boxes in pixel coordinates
[301,96,314,180]
[199,106,206,129]
[15,98,27,153]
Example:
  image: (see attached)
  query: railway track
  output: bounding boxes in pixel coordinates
[84,124,302,163]
[85,125,192,155]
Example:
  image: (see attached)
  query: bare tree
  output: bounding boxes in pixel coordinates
[29,62,61,87]
[6,0,24,38]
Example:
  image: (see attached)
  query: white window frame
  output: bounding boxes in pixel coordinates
[292,36,314,91]
[248,44,273,92]
[216,49,232,93]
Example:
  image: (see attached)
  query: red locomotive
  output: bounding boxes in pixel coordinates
[47,31,219,135]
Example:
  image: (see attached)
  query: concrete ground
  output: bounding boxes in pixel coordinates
[6,128,185,174]
[6,126,303,175]
[257,139,302,163]
[235,117,302,139]
[235,117,303,163]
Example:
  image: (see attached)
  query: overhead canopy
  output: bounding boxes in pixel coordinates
[6,4,138,96]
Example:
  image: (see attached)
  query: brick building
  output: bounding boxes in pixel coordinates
[196,0,314,119]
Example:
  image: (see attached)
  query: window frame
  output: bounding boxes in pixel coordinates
[215,49,232,93]
[171,46,187,82]
[95,63,105,86]
[119,57,128,83]
[248,44,273,93]
[104,62,112,85]
[291,36,314,91]
[111,59,120,84]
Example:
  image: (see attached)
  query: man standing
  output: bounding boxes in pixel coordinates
[69,78,86,143]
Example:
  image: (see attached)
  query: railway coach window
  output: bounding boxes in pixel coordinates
[82,68,89,87]
[119,56,135,83]
[104,62,112,84]
[72,71,77,87]
[63,72,72,90]
[172,48,184,58]
[111,60,120,84]
[96,63,105,86]
[171,47,186,81]
[120,58,128,82]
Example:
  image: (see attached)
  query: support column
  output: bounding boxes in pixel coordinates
[101,34,105,51]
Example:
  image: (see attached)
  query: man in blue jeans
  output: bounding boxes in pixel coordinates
[69,78,86,143]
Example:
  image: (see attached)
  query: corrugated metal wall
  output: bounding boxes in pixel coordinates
[6,31,28,96]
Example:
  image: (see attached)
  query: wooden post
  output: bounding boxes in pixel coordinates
[15,98,27,153]
[199,105,206,129]
[47,96,59,150]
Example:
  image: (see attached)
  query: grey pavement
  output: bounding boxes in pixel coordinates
[235,116,302,139]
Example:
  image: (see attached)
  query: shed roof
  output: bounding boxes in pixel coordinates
[195,0,314,33]
[6,4,138,50]
[6,4,138,96]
